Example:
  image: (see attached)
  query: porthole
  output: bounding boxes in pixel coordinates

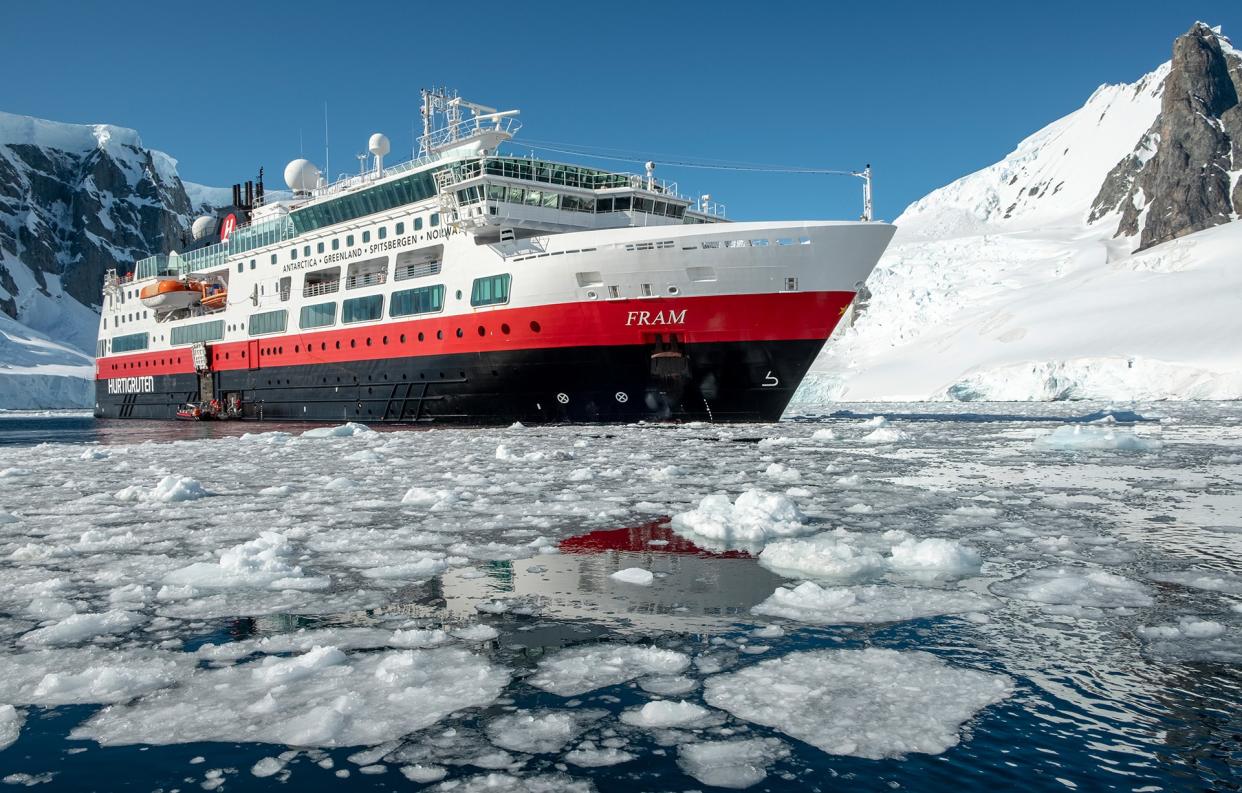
[530,321,541,333]
[294,345,300,353]
[586,290,598,299]
[501,323,511,334]
[321,342,327,351]
[350,339,357,348]
[335,341,341,349]
[436,330,443,340]
[366,337,372,346]
[456,328,463,338]
[668,285,680,295]
[400,334,406,343]
[455,289,462,300]
[477,325,486,337]
[382,335,388,345]
[417,332,424,342]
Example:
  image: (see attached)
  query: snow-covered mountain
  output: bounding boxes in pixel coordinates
[0,112,225,408]
[799,22,1242,403]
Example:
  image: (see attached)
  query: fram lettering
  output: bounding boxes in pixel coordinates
[625,309,686,326]
[107,376,155,394]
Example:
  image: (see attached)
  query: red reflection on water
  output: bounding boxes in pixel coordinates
[559,519,751,559]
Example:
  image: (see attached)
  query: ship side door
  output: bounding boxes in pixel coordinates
[247,339,260,370]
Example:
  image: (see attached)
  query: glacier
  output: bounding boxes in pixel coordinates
[800,26,1242,404]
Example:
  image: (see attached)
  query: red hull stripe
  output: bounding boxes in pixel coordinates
[97,291,853,379]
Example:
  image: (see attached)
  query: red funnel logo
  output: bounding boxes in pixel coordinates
[219,213,237,243]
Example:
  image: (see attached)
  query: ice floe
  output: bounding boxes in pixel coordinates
[114,475,210,503]
[752,581,995,624]
[0,705,23,751]
[703,649,1013,759]
[163,531,329,591]
[991,567,1153,610]
[1149,570,1242,595]
[609,567,654,586]
[671,489,812,550]
[432,772,594,792]
[1034,425,1161,452]
[1137,617,1242,662]
[74,646,508,747]
[677,737,789,789]
[758,529,982,581]
[485,710,599,754]
[526,644,690,696]
[618,700,712,728]
[0,647,195,705]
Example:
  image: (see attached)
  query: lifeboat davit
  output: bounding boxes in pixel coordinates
[139,279,202,311]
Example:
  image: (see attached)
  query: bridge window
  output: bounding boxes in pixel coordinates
[470,274,511,307]
[414,217,424,231]
[430,213,440,227]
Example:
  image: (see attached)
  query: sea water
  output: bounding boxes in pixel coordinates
[0,403,1238,790]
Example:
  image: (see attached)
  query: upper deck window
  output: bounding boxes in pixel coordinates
[470,274,511,307]
[111,332,149,353]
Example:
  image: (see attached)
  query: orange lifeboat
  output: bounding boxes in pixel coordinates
[200,284,227,312]
[139,279,202,311]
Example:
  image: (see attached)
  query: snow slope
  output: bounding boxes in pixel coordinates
[798,32,1242,403]
[0,111,223,408]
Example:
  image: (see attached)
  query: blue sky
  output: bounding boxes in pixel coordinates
[2,1,1239,221]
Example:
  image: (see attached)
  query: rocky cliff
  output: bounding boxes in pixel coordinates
[1093,23,1242,249]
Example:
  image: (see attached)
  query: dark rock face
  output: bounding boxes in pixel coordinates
[0,136,197,316]
[1092,24,1242,250]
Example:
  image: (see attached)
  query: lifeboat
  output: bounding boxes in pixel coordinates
[139,279,202,311]
[200,285,227,312]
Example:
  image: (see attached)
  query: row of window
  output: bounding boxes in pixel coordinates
[456,184,688,219]
[298,282,458,330]
[111,332,150,353]
[236,217,440,273]
[290,170,439,235]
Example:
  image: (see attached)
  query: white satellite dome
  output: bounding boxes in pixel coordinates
[368,133,391,157]
[190,215,216,240]
[283,158,320,192]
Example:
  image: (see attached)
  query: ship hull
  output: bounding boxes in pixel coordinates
[94,337,826,423]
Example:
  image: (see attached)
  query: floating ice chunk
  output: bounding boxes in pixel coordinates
[0,705,23,751]
[0,648,194,705]
[619,700,711,728]
[759,533,886,580]
[302,422,375,438]
[486,710,583,754]
[671,489,811,549]
[860,427,910,444]
[1137,617,1241,662]
[114,475,210,503]
[677,737,789,789]
[610,567,654,586]
[400,765,448,783]
[527,644,690,696]
[0,772,55,786]
[888,538,983,577]
[563,746,635,767]
[753,581,995,625]
[992,567,1153,608]
[762,463,801,483]
[431,773,593,792]
[20,610,145,646]
[250,757,285,778]
[638,675,699,696]
[703,648,1013,759]
[0,511,18,525]
[451,624,500,642]
[196,627,403,660]
[74,646,509,747]
[1149,570,1242,595]
[164,531,326,591]
[1034,425,1161,452]
[860,416,890,428]
[751,624,785,639]
[811,428,838,440]
[389,628,451,649]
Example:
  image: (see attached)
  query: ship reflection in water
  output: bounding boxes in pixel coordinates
[435,520,784,635]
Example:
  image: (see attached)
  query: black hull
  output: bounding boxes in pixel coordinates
[94,339,825,424]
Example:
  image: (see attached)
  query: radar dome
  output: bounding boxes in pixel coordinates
[283,158,320,192]
[191,215,216,240]
[368,133,391,157]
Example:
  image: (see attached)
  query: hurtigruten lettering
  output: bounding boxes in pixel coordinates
[107,376,155,394]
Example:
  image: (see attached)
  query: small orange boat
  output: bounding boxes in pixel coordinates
[200,287,227,311]
[139,279,203,311]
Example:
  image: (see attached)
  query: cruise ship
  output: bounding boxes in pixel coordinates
[94,90,895,423]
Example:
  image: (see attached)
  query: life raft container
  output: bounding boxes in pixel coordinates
[139,279,203,311]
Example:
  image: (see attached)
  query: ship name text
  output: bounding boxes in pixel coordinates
[107,376,155,394]
[625,309,686,326]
